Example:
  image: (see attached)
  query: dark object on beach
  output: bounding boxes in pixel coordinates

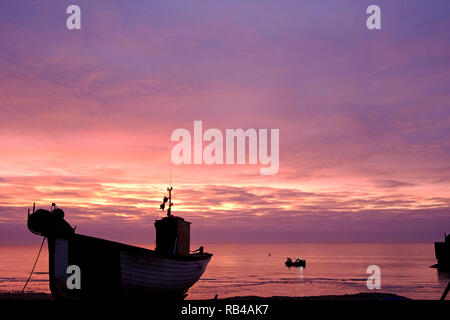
[27,187,212,301]
[433,233,450,272]
[285,257,306,267]
[441,281,450,301]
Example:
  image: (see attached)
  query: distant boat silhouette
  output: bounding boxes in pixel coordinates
[285,257,306,267]
[27,187,212,300]
[434,233,450,272]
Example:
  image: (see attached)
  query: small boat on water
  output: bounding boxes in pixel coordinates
[285,257,306,267]
[434,233,450,272]
[27,186,212,300]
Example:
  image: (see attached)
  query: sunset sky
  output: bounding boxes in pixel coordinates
[0,0,449,244]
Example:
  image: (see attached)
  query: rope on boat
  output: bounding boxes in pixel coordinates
[19,237,46,297]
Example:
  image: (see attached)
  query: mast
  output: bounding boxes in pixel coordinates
[167,186,173,216]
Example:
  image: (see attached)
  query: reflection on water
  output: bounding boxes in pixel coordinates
[285,265,305,280]
[296,266,304,280]
[0,242,447,300]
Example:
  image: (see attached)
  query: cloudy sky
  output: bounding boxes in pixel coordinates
[0,0,449,244]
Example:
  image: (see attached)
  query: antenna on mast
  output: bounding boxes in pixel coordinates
[167,186,173,216]
[168,169,173,216]
[159,170,174,217]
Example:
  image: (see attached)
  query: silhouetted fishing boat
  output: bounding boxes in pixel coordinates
[285,257,306,267]
[434,233,450,272]
[27,187,212,300]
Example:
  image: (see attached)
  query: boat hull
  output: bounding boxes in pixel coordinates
[48,234,211,300]
[285,261,306,267]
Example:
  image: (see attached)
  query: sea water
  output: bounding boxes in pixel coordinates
[0,243,448,300]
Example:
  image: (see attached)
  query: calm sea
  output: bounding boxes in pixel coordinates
[0,243,448,300]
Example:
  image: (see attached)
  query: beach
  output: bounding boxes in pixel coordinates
[0,291,410,301]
